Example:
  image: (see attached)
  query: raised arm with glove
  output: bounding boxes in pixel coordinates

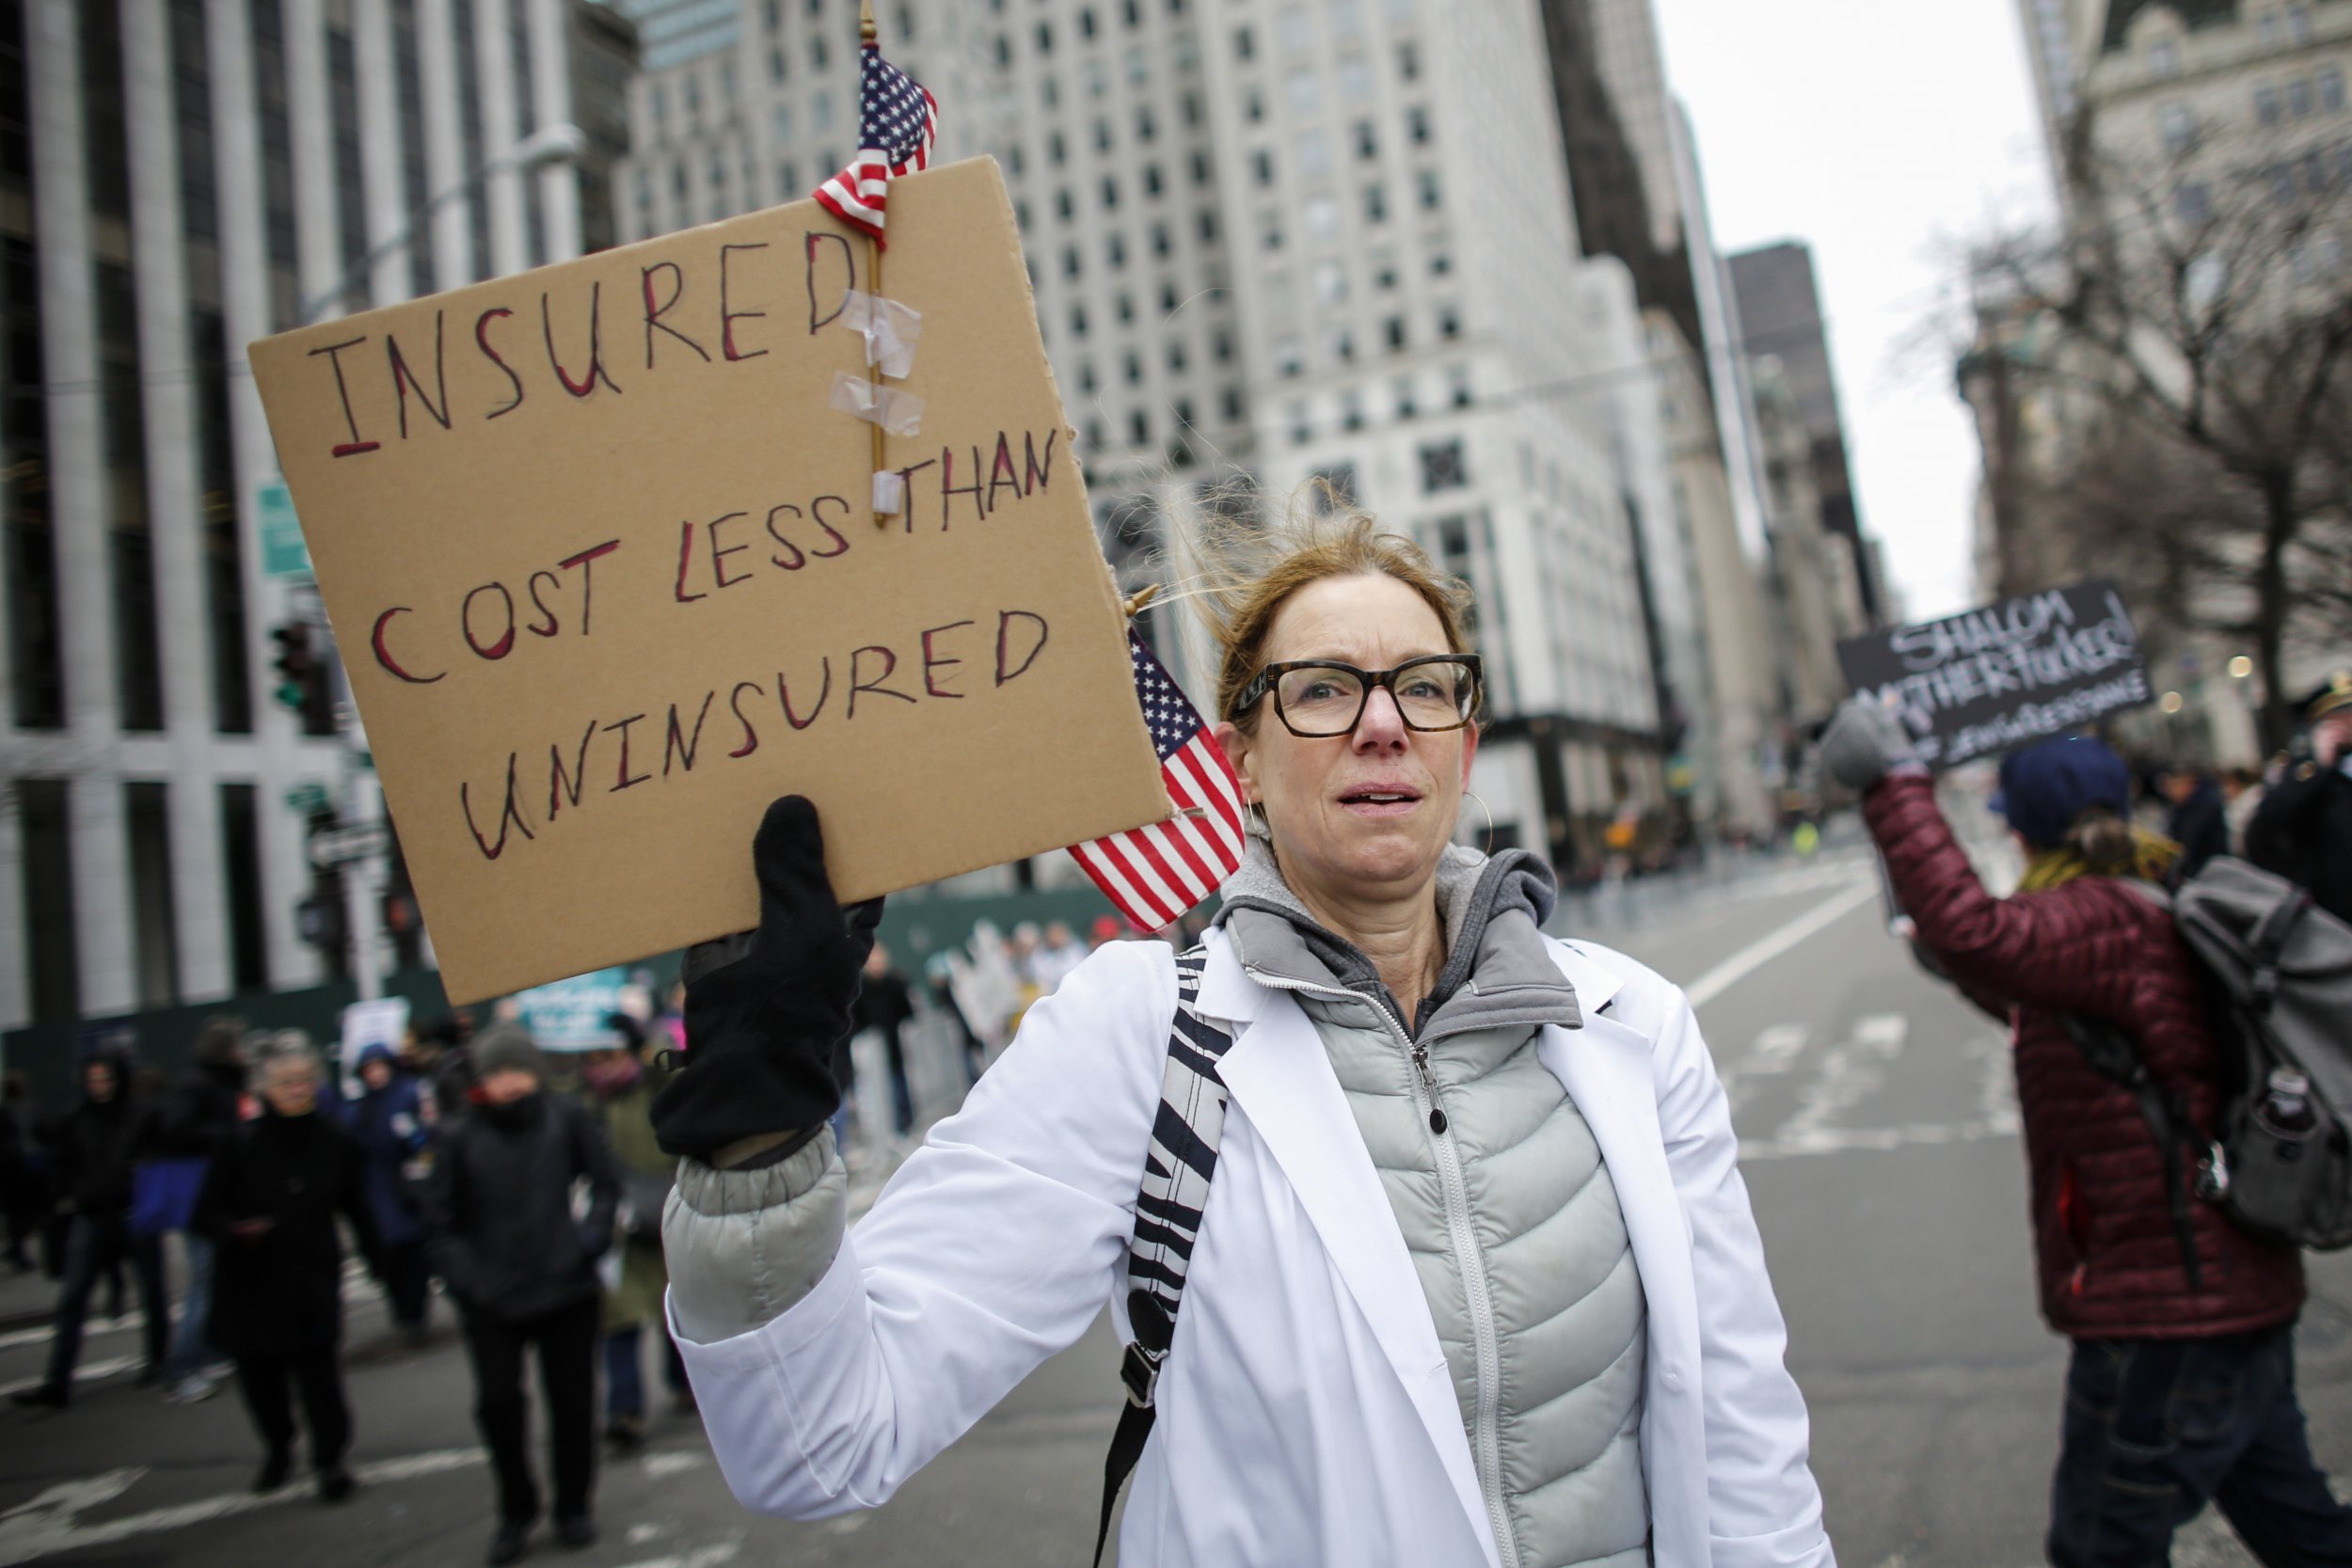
[656,798,881,1346]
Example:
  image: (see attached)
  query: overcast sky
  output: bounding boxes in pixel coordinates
[1650,0,2058,620]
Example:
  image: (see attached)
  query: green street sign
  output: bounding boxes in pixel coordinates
[284,781,331,815]
[256,478,312,578]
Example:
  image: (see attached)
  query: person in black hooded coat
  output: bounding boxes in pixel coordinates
[195,1039,380,1500]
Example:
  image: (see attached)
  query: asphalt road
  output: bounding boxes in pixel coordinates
[5,832,2348,1567]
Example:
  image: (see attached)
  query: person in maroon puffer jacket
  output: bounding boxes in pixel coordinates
[1822,703,2351,1568]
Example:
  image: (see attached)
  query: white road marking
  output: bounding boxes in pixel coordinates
[1683,878,1882,1008]
[1774,1014,1909,1154]
[0,1315,140,1354]
[0,1448,484,1565]
[0,1356,135,1400]
[640,1449,707,1479]
[617,1544,741,1568]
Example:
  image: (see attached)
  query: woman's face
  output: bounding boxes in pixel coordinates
[1216,574,1476,909]
[262,1059,319,1117]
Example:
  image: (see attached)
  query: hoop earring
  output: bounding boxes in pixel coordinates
[1466,791,1494,857]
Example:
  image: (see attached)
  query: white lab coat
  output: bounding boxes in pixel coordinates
[673,928,1834,1568]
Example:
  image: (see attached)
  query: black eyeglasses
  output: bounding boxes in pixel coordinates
[1234,655,1484,738]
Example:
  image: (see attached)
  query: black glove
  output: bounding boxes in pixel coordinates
[651,797,882,1161]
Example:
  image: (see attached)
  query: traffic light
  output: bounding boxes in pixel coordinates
[270,622,314,711]
[295,892,344,953]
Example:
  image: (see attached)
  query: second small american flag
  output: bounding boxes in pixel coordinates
[1067,632,1248,930]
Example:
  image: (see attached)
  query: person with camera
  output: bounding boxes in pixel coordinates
[1821,702,2347,1565]
[654,517,1831,1568]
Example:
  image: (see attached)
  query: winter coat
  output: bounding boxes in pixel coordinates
[596,1069,675,1329]
[426,1091,620,1323]
[1866,771,2303,1338]
[2167,780,2231,882]
[2247,758,2352,927]
[672,931,1830,1568]
[344,1074,430,1247]
[194,1110,380,1356]
[50,1077,149,1217]
[149,1062,246,1162]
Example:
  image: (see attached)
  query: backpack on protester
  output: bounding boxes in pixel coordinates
[2064,856,2352,1266]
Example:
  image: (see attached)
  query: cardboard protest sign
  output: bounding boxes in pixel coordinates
[248,159,1170,1004]
[1836,578,2152,769]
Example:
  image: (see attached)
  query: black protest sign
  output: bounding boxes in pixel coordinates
[1836,579,2153,768]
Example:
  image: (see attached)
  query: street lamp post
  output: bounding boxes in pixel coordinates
[294,123,585,1003]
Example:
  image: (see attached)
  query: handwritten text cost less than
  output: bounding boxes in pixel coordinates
[288,230,1073,867]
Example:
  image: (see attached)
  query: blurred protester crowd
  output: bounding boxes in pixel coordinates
[0,905,1215,1564]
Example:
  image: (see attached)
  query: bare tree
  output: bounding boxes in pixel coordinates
[1967,112,2352,743]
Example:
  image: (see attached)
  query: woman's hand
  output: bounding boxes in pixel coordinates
[650,797,882,1162]
[1820,698,1921,790]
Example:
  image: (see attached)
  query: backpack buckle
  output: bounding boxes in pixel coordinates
[2197,1140,2232,1202]
[1120,1341,1163,1409]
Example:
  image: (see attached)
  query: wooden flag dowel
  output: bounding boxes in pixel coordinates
[860,0,877,45]
[869,235,887,526]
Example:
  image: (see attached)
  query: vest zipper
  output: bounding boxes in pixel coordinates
[1244,966,1523,1568]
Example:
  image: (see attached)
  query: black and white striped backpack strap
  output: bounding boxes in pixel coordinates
[1095,942,1233,1566]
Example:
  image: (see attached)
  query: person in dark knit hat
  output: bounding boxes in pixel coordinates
[2248,670,2352,925]
[426,1024,620,1565]
[1823,706,2347,1565]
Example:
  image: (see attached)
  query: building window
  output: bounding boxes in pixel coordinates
[1279,5,1311,52]
[1339,55,1372,101]
[1050,130,1067,164]
[1314,260,1347,303]
[1263,216,1284,249]
[1420,439,1467,493]
[1168,339,1188,372]
[1393,375,1417,419]
[1118,293,1136,323]
[1063,245,1082,277]
[1311,462,1359,505]
[1288,68,1319,114]
[1288,401,1311,442]
[2159,101,2197,151]
[1306,197,1338,241]
[1234,24,1254,58]
[221,783,267,992]
[1102,174,1121,207]
[1398,40,1420,80]
[1340,395,1363,432]
[1072,304,1089,336]
[1057,187,1074,219]
[1251,148,1274,184]
[1298,130,1331,179]
[1080,8,1097,38]
[1247,87,1265,122]
[2258,83,2282,124]
[1214,330,1234,362]
[1364,183,1388,222]
[1107,232,1126,267]
[1449,366,1473,407]
[1199,208,1219,242]
[1222,387,1245,420]
[1136,105,1155,141]
[2289,76,2314,118]
[1438,304,1460,339]
[19,781,78,1021]
[1385,316,1406,350]
[1124,350,1144,383]
[2290,4,2315,42]
[1037,21,1055,53]
[1407,105,1430,144]
[1355,120,1377,159]
[1183,92,1201,126]
[127,782,180,1006]
[1276,336,1304,375]
[1094,118,1113,151]
[1145,164,1164,196]
[1129,409,1151,445]
[1160,281,1179,312]
[2322,66,2345,112]
[1329,328,1355,363]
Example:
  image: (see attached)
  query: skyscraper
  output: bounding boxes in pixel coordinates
[0,0,635,1030]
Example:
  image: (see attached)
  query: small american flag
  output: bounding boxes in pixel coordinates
[1069,631,1248,931]
[812,41,938,246]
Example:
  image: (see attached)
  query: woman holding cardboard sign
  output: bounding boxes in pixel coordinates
[652,515,1831,1568]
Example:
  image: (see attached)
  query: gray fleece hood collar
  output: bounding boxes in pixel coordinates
[1215,835,1582,1037]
